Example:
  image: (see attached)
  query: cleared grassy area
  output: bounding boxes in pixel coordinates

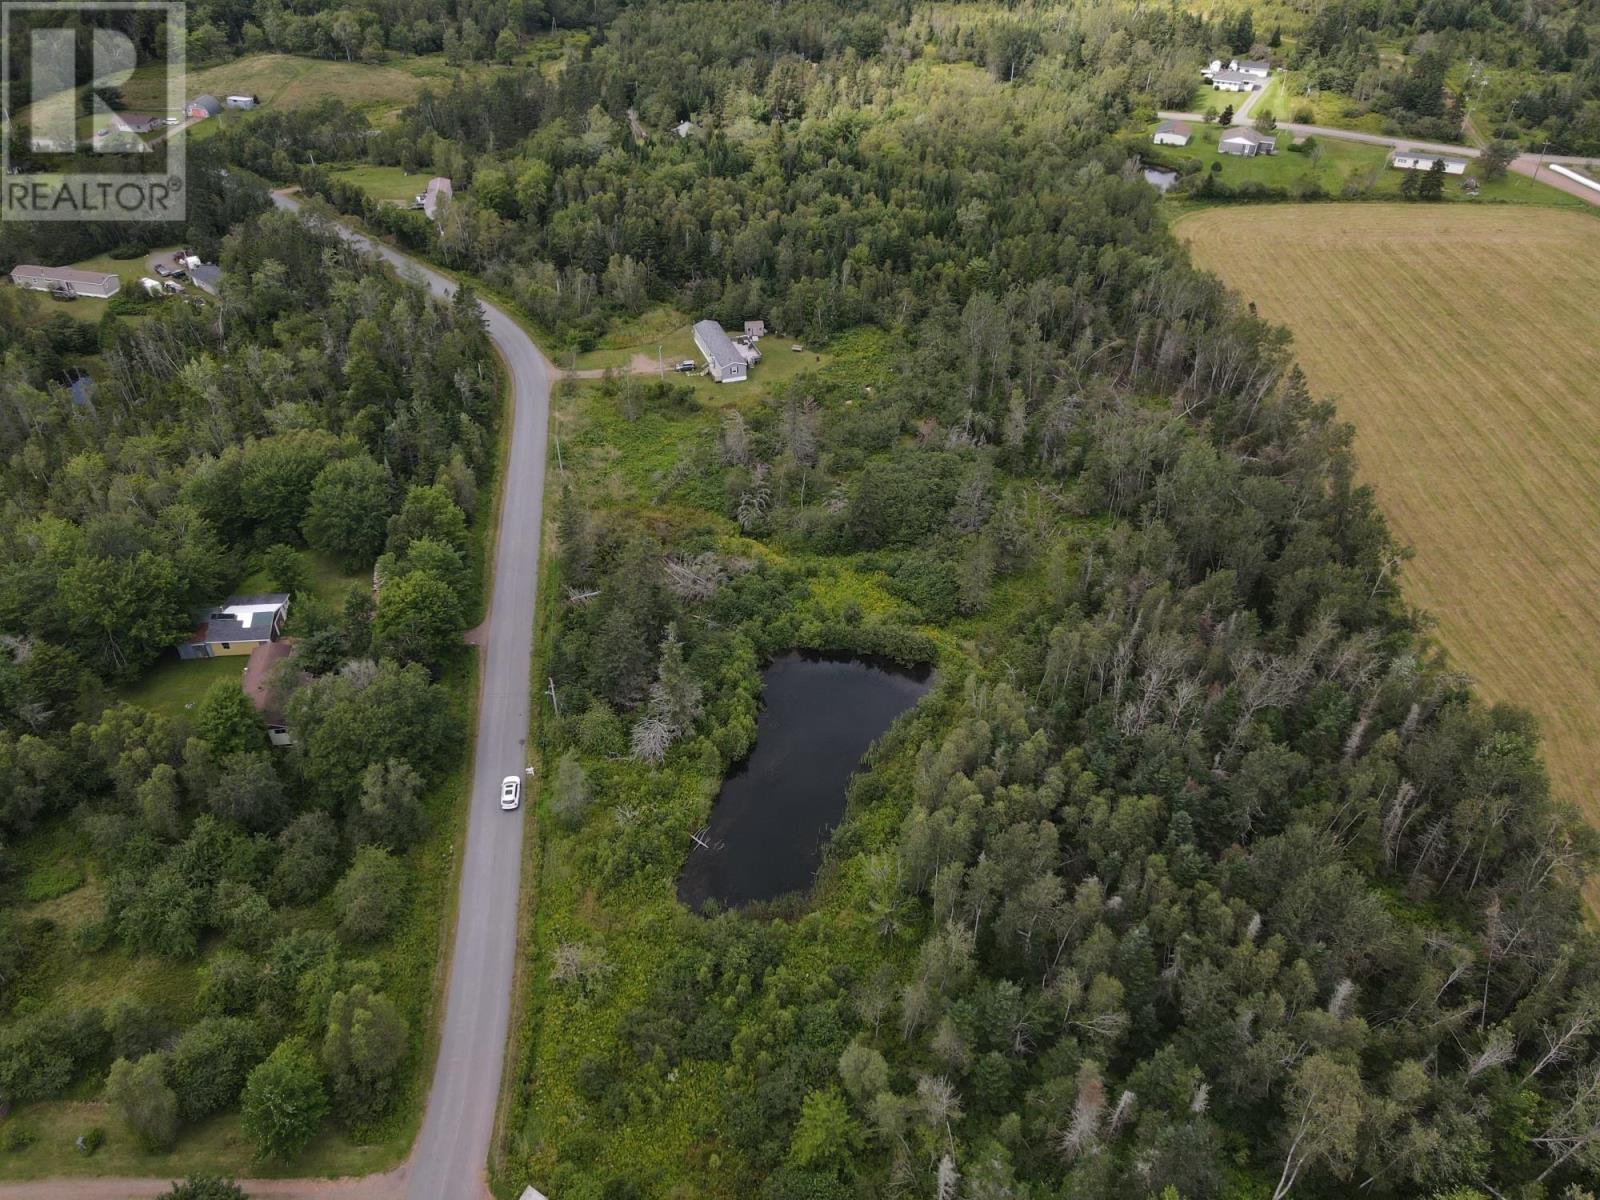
[562,308,829,399]
[328,164,430,205]
[1253,71,1389,133]
[122,53,441,124]
[1178,203,1600,826]
[1149,121,1587,206]
[114,653,242,718]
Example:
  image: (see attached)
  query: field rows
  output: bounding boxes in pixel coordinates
[1180,204,1600,822]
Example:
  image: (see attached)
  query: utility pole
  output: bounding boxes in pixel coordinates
[546,676,560,716]
[1535,138,1550,181]
[658,344,665,378]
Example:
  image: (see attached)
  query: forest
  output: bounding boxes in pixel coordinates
[0,192,500,1163]
[2,0,1599,1193]
[291,3,1600,1198]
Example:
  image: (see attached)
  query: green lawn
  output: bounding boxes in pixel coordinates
[563,307,829,399]
[1147,122,1587,207]
[236,548,367,608]
[328,164,431,205]
[1251,72,1389,134]
[114,653,241,718]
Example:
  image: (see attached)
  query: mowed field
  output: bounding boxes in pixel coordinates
[1179,204,1600,823]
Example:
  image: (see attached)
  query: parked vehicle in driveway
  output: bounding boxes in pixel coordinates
[500,775,521,810]
[675,359,697,372]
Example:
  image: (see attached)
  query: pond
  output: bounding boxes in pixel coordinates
[677,651,933,911]
[1144,167,1180,193]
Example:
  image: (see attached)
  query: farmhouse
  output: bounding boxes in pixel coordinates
[1211,70,1262,92]
[1152,119,1191,147]
[1391,150,1468,175]
[225,94,258,110]
[421,177,453,221]
[186,94,223,120]
[1218,128,1277,156]
[9,265,120,299]
[177,594,291,660]
[693,320,749,382]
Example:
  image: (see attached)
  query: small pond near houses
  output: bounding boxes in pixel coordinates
[677,651,933,911]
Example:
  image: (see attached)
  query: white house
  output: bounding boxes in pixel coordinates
[224,94,258,110]
[693,320,748,383]
[1218,128,1277,156]
[1204,57,1270,80]
[1152,119,1192,147]
[1391,150,1468,175]
[1211,69,1262,92]
[9,265,121,298]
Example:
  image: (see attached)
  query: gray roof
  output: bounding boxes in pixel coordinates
[1212,70,1259,85]
[189,263,222,293]
[193,594,289,646]
[693,320,743,374]
[1155,120,1190,136]
[1220,128,1273,143]
[1237,59,1270,71]
[188,94,223,116]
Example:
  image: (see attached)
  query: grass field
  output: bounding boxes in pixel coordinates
[328,164,431,204]
[1253,72,1389,134]
[1178,203,1600,826]
[1148,122,1584,206]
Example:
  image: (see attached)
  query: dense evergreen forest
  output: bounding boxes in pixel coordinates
[189,3,1600,1198]
[0,191,499,1159]
[2,0,1598,1192]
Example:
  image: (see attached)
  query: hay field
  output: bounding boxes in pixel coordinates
[1179,204,1600,822]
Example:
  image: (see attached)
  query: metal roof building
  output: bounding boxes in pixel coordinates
[693,320,748,382]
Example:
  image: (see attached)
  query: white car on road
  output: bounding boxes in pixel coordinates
[500,775,521,810]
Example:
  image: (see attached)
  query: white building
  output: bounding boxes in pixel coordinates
[1218,128,1277,156]
[9,265,121,298]
[1152,119,1192,147]
[1235,59,1271,78]
[1211,69,1262,92]
[693,320,748,382]
[225,94,258,109]
[1391,150,1468,175]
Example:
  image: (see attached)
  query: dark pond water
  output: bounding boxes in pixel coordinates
[1144,167,1180,193]
[677,651,933,911]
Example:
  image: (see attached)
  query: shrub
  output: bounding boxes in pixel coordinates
[240,1039,328,1161]
[76,1126,105,1155]
[105,1054,180,1152]
[167,1017,267,1123]
[332,847,406,944]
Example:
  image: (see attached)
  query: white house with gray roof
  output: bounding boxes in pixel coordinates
[693,320,748,382]
[1153,120,1192,147]
[10,265,120,298]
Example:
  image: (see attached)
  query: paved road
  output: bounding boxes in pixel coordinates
[1157,101,1600,206]
[0,196,552,1200]
[273,193,552,1200]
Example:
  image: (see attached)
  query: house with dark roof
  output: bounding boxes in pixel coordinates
[189,263,222,296]
[1218,127,1277,156]
[177,594,290,659]
[693,320,748,382]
